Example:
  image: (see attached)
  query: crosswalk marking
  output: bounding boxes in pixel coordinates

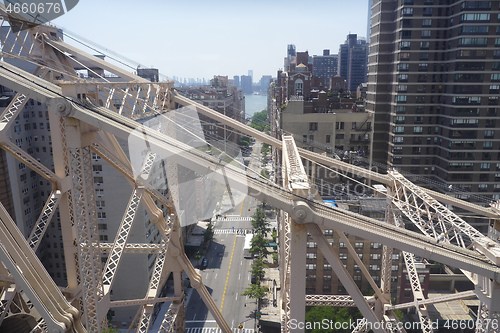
[185,328,254,333]
[216,216,253,222]
[214,228,250,235]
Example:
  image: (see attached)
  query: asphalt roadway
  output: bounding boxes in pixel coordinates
[184,142,264,333]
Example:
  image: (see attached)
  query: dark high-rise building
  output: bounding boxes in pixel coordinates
[240,75,253,94]
[338,34,368,92]
[313,50,339,89]
[367,0,500,202]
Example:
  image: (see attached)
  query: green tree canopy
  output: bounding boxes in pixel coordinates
[242,283,268,302]
[304,306,363,333]
[250,110,269,132]
[251,207,270,235]
[250,233,270,257]
[250,257,266,283]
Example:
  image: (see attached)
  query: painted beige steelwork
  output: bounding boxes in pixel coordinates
[0,13,498,333]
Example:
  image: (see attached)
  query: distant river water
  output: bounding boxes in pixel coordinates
[244,94,268,118]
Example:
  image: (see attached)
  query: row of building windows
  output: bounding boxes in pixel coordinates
[13,122,50,133]
[306,241,385,249]
[306,263,399,272]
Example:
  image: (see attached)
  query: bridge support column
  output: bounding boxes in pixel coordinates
[289,219,307,333]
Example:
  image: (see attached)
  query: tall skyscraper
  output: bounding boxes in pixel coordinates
[248,70,253,83]
[285,44,297,70]
[313,50,339,89]
[233,75,240,87]
[338,34,368,92]
[241,75,253,94]
[367,0,500,202]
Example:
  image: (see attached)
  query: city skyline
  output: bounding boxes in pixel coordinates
[50,0,369,81]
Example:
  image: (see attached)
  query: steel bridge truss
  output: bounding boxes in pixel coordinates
[0,13,498,333]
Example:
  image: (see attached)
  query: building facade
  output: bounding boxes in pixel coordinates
[338,34,368,92]
[313,50,339,89]
[367,0,500,202]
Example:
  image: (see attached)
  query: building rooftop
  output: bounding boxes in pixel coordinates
[426,291,478,321]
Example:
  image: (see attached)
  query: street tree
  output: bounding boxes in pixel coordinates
[242,283,268,309]
[250,257,266,283]
[250,233,270,257]
[251,207,269,235]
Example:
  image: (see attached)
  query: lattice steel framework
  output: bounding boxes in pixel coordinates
[0,10,498,333]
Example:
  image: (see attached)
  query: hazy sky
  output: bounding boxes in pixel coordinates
[52,0,369,82]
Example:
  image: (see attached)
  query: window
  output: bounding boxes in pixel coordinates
[309,122,318,131]
[399,52,410,60]
[94,177,104,184]
[395,96,407,103]
[421,30,431,38]
[370,253,381,260]
[392,254,400,260]
[397,74,408,82]
[323,264,332,270]
[97,212,107,219]
[371,242,381,249]
[422,8,432,16]
[485,130,494,138]
[96,201,105,208]
[393,126,404,134]
[460,13,490,22]
[95,189,104,196]
[93,165,103,172]
[397,63,409,72]
[484,141,493,148]
[393,136,404,143]
[355,242,363,249]
[422,19,432,27]
[401,7,413,16]
[336,122,344,130]
[99,235,108,241]
[339,242,346,248]
[306,253,317,259]
[461,1,491,10]
[369,265,380,271]
[306,264,316,270]
[420,41,430,49]
[307,242,317,248]
[395,106,406,113]
[399,41,411,50]
[352,122,357,130]
[481,163,491,170]
[392,265,399,271]
[414,126,423,134]
[459,25,489,34]
[418,63,428,71]
[326,135,331,143]
[459,38,488,46]
[98,223,107,230]
[339,253,347,260]
[397,85,407,92]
